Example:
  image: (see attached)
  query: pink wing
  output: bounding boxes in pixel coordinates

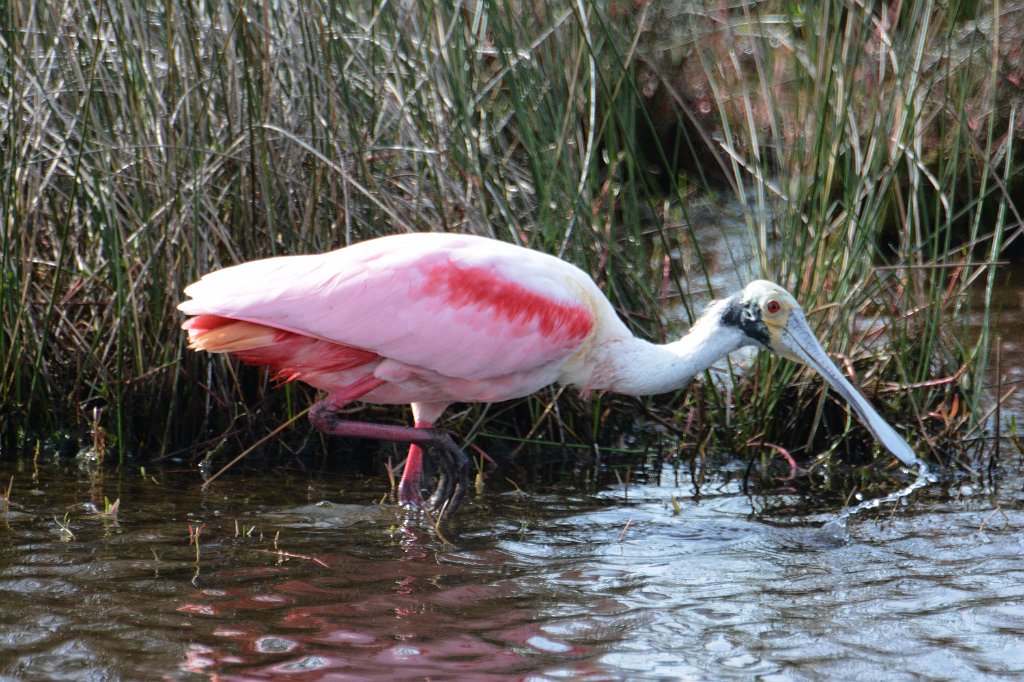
[178,233,599,380]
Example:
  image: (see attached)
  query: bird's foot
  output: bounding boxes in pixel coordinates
[425,432,470,518]
[397,477,425,508]
[307,402,469,518]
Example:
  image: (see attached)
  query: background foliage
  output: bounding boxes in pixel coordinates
[2,0,1020,483]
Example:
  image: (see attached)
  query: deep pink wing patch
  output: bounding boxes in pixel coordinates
[419,261,594,347]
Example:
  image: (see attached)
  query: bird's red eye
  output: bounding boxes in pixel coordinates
[766,299,781,314]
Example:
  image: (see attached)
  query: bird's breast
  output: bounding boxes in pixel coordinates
[362,361,565,406]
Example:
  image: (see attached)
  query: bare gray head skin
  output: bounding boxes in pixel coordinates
[721,280,921,469]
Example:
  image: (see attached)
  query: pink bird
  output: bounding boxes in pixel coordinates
[179,232,920,515]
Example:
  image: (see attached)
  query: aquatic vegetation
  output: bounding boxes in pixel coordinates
[0,0,1018,494]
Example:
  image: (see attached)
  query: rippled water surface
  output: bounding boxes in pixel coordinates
[2,455,1023,681]
[4,264,1022,680]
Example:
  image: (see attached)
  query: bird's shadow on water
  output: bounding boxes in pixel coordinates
[264,500,396,529]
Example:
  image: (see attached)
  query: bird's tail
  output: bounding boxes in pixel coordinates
[182,315,279,353]
[181,314,380,386]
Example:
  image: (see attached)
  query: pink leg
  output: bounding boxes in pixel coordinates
[397,421,432,508]
[397,443,425,507]
[309,395,468,515]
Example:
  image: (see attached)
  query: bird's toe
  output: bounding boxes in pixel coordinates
[397,477,425,508]
[427,434,469,518]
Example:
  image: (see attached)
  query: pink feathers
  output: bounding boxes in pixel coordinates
[179,233,603,400]
[184,314,381,386]
[419,260,594,345]
[179,232,615,512]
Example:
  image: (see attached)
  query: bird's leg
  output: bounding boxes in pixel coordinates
[309,399,470,516]
[397,443,425,508]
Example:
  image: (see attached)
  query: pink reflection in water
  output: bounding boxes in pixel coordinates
[176,531,608,680]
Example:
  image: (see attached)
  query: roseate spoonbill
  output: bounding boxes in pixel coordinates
[179,232,921,515]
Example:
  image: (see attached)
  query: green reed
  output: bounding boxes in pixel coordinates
[647,0,1019,474]
[0,0,1016,482]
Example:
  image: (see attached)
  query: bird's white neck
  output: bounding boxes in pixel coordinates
[587,301,751,396]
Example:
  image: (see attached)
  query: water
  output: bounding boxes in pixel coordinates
[821,460,939,540]
[4,258,1022,679]
[1,455,1023,681]
[2,265,1022,680]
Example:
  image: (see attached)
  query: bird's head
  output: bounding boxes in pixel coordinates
[721,280,805,362]
[720,279,920,469]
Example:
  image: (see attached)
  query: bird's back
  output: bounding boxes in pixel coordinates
[179,233,628,391]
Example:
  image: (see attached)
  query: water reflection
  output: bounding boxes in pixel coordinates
[2,463,1023,680]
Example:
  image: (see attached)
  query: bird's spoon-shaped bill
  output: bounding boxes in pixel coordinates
[775,309,922,469]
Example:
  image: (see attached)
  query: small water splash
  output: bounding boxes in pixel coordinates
[822,461,938,540]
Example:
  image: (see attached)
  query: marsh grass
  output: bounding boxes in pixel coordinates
[628,0,1022,484]
[1,0,1019,492]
